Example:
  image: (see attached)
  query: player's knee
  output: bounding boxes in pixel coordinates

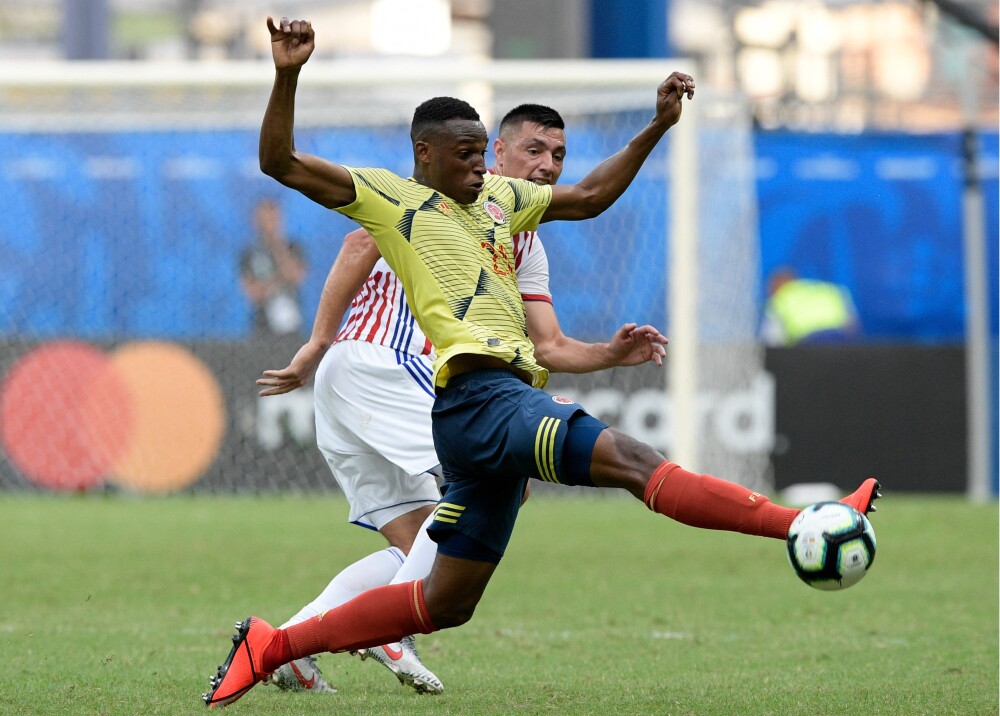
[592,428,664,497]
[422,567,487,629]
[426,595,478,629]
[613,429,663,471]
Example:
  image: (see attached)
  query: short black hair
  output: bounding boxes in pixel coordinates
[498,103,565,138]
[410,97,481,142]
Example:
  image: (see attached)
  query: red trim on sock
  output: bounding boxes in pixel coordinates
[644,461,678,510]
[409,579,437,634]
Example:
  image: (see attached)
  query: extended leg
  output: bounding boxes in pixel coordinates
[588,428,879,541]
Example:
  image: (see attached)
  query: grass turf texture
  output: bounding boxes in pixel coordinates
[1,493,996,715]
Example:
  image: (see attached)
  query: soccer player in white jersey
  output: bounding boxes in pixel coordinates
[256,103,669,696]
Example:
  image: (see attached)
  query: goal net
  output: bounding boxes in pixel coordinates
[0,59,770,494]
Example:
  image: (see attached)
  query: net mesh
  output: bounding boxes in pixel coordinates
[0,61,769,494]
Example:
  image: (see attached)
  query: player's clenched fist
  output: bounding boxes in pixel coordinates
[267,16,315,69]
[654,72,695,128]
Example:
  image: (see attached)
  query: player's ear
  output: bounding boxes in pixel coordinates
[493,138,505,167]
[414,140,432,164]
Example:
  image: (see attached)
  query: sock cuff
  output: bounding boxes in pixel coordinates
[763,504,797,540]
[386,546,406,567]
[286,615,323,660]
[644,461,678,510]
[408,580,437,635]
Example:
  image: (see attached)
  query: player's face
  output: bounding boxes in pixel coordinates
[494,122,566,186]
[424,120,489,204]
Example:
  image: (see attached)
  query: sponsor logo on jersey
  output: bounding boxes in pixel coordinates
[437,200,452,214]
[552,395,575,405]
[482,200,506,224]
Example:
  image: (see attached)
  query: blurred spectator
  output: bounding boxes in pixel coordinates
[239,198,307,336]
[761,268,860,346]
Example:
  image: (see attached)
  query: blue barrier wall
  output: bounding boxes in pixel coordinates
[756,130,999,343]
[1,127,996,342]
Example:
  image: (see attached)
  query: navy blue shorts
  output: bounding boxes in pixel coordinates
[427,369,608,562]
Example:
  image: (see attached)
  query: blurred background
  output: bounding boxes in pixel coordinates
[0,0,995,499]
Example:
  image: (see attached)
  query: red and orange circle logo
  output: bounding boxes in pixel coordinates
[0,340,225,493]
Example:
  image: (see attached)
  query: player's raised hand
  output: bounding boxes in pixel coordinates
[654,72,695,129]
[267,16,315,70]
[257,339,328,396]
[607,322,668,367]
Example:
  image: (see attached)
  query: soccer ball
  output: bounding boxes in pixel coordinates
[786,502,876,590]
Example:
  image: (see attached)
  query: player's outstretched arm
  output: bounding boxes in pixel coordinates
[526,301,667,373]
[541,72,694,223]
[257,229,381,396]
[259,16,357,210]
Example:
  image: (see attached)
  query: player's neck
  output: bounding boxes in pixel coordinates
[411,167,433,192]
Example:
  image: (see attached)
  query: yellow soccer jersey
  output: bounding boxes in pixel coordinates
[335,168,553,388]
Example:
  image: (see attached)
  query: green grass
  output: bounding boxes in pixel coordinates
[1,493,996,715]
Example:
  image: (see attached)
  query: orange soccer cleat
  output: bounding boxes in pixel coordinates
[203,617,277,708]
[839,477,882,516]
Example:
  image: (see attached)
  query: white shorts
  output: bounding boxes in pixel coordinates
[314,340,441,530]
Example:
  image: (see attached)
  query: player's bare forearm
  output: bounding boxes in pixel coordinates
[311,229,381,345]
[528,303,666,372]
[257,230,381,397]
[534,334,615,373]
[536,325,666,373]
[259,17,357,209]
[542,72,694,222]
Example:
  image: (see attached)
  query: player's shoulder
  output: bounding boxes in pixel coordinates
[345,167,427,194]
[346,167,438,209]
[483,174,549,210]
[483,173,533,193]
[346,166,407,190]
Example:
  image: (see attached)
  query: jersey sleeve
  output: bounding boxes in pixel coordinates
[502,177,552,235]
[332,167,407,235]
[514,233,552,302]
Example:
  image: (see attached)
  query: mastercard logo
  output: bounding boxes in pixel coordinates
[0,340,226,493]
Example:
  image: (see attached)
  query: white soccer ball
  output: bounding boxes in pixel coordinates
[786,501,877,590]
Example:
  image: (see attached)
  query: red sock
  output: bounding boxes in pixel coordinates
[279,581,436,666]
[643,461,797,540]
[262,629,292,669]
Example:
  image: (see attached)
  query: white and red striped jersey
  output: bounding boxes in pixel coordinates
[336,231,552,359]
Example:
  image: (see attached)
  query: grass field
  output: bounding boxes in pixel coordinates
[2,492,996,715]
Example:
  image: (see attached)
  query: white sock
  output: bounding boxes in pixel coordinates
[390,512,437,585]
[280,546,405,628]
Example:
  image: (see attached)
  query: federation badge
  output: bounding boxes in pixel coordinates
[482,200,506,224]
[551,396,576,405]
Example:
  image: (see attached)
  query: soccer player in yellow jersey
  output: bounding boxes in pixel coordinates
[203,17,882,707]
[257,102,668,696]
